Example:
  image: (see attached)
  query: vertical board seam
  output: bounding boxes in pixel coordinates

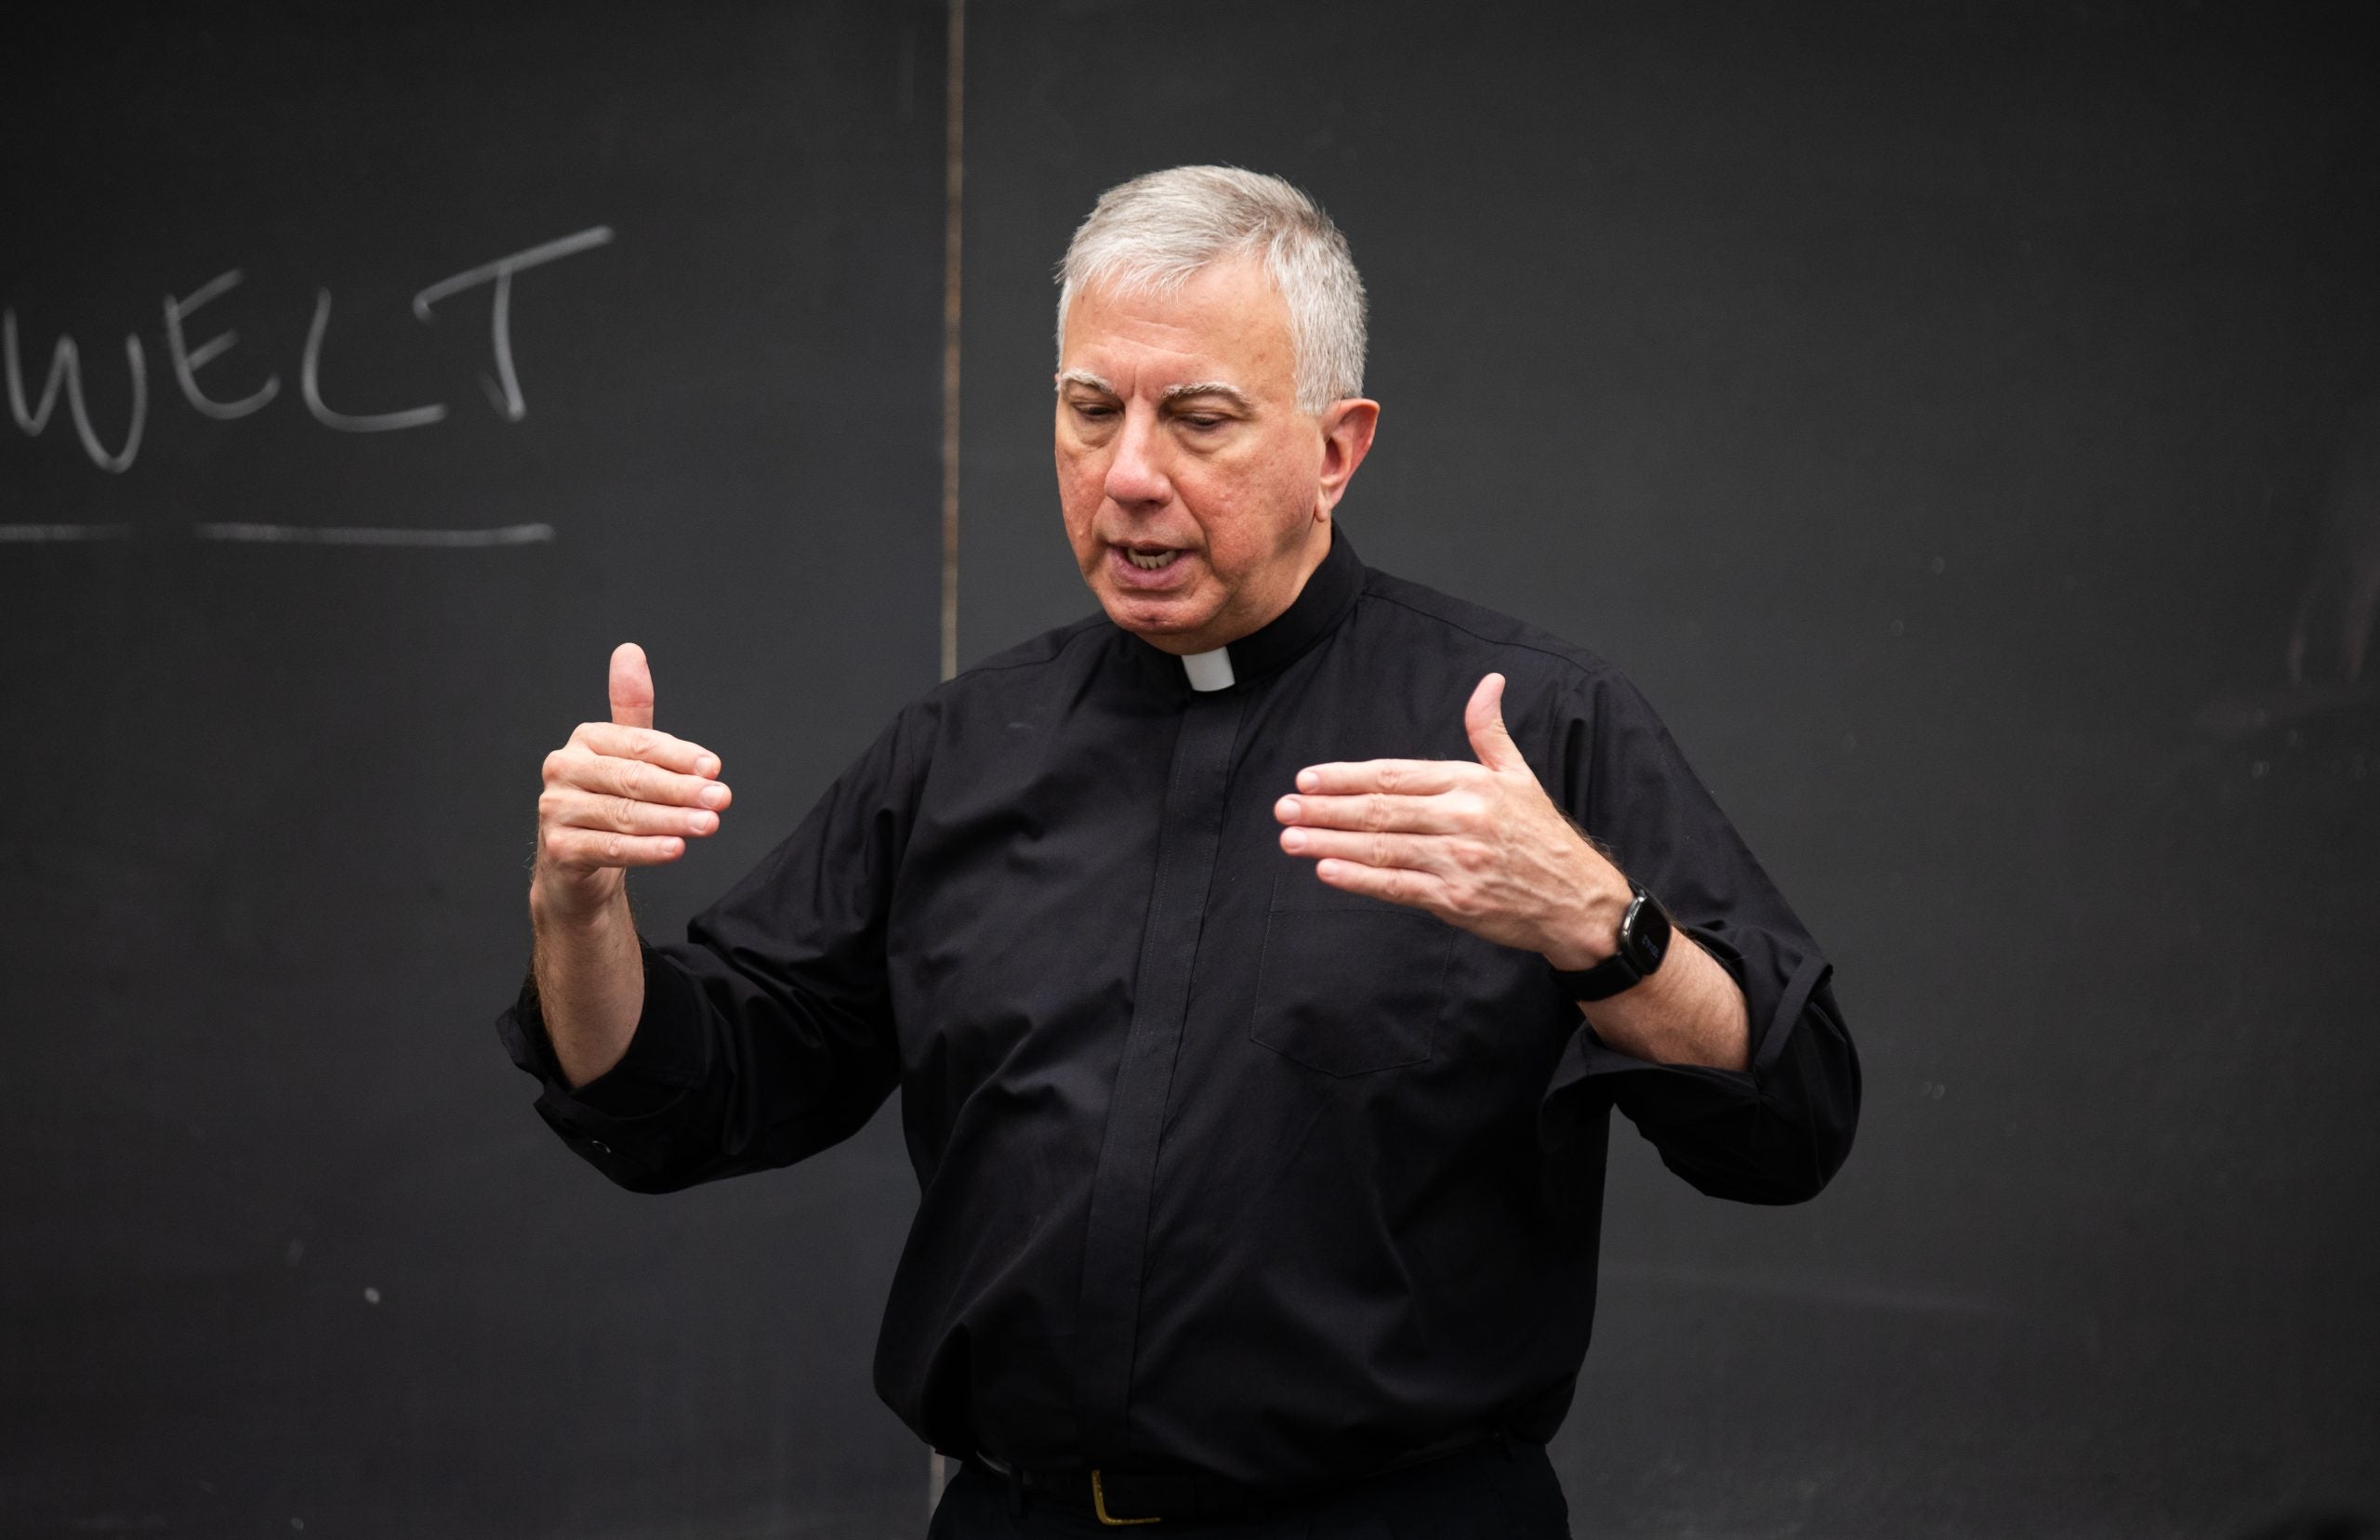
[939,0,965,682]
[929,14,967,1513]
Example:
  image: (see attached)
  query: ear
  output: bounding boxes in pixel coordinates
[1315,398,1380,517]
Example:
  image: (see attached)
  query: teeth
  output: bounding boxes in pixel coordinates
[1126,549,1178,570]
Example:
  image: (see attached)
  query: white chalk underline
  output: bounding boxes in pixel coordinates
[0,522,134,541]
[0,522,555,546]
[196,521,556,546]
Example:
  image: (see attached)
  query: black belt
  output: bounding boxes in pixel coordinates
[973,1427,1509,1527]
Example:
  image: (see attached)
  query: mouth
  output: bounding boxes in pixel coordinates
[1105,541,1196,588]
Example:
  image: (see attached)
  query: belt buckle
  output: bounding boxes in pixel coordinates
[1091,1469,1162,1526]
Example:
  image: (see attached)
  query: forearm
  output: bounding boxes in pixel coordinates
[1575,928,1751,1072]
[1535,856,1752,1073]
[529,876,645,1089]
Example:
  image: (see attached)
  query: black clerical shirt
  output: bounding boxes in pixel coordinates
[497,528,1859,1493]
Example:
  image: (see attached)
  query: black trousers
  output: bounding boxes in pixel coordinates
[926,1441,1573,1539]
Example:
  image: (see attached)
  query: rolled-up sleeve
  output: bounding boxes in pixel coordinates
[495,706,925,1194]
[1535,668,1861,1205]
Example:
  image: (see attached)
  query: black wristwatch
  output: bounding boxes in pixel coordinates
[1550,883,1673,1002]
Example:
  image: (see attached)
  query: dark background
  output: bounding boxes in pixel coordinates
[4,3,2375,1536]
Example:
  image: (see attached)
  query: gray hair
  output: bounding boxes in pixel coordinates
[1056,165,1367,415]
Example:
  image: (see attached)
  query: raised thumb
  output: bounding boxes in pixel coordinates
[1464,672,1525,772]
[609,641,655,730]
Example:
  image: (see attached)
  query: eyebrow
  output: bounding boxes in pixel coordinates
[1054,370,1254,412]
[1161,381,1252,410]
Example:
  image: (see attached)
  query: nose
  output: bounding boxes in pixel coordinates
[1103,403,1172,511]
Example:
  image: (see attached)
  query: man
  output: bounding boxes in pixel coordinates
[503,166,1858,1536]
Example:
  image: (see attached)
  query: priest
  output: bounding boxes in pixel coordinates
[501,165,1860,1537]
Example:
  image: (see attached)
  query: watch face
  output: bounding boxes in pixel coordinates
[1616,894,1649,972]
[1620,888,1672,973]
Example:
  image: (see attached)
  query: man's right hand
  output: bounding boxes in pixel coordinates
[532,641,734,924]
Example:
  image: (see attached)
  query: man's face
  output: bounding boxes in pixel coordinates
[1054,255,1375,655]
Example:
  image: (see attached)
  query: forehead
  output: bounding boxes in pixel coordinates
[1059,255,1295,400]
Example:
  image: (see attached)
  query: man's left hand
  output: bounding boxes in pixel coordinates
[1275,672,1631,971]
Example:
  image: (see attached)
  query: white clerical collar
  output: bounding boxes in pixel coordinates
[1181,647,1236,691]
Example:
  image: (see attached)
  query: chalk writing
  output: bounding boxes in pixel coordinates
[4,225,613,473]
[300,287,447,433]
[163,270,277,421]
[413,226,615,422]
[5,311,146,472]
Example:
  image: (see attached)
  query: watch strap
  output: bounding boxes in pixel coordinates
[1550,884,1673,1002]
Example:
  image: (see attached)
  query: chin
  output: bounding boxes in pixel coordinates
[1098,590,1217,651]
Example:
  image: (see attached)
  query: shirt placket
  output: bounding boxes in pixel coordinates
[1072,684,1246,1463]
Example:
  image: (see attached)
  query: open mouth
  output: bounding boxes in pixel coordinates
[1107,541,1194,584]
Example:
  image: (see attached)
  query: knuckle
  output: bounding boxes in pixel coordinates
[602,832,626,862]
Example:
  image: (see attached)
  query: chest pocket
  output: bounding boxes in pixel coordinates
[1250,874,1454,1077]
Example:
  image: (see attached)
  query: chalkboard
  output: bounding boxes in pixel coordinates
[8,3,2379,1538]
[2,5,947,1537]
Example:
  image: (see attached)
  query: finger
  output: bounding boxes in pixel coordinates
[548,745,734,809]
[1275,790,1477,836]
[586,754,733,811]
[610,642,655,731]
[541,827,690,871]
[543,784,725,839]
[1464,672,1527,774]
[1279,825,1451,872]
[1293,758,1473,797]
[569,722,723,780]
[1311,857,1448,911]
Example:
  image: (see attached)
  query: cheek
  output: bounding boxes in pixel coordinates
[1186,458,1301,569]
[1055,450,1101,525]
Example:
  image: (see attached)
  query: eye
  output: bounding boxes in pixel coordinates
[1179,414,1227,431]
[1071,401,1118,422]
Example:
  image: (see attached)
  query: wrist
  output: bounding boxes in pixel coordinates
[1548,881,1674,1001]
[530,866,628,932]
[1540,866,1633,973]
